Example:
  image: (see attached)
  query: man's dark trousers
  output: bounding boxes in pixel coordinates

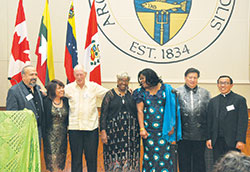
[69,129,99,172]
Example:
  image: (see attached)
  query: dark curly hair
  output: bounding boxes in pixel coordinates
[137,68,162,87]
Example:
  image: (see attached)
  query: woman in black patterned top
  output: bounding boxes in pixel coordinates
[100,72,140,172]
[42,79,69,172]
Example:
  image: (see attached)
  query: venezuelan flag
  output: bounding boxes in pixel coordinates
[64,1,78,83]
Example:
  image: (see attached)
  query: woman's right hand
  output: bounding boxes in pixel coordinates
[140,128,149,139]
[100,130,108,144]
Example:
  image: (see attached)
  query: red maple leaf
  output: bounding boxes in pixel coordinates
[11,32,30,62]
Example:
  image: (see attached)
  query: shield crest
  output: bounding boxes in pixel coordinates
[134,0,192,45]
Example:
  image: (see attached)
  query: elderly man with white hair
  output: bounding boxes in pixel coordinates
[65,64,108,172]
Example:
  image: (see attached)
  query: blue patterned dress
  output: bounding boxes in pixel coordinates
[133,84,174,172]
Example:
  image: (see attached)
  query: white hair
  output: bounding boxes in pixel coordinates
[74,64,85,72]
[116,72,130,81]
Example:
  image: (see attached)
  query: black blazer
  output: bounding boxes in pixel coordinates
[42,96,69,136]
[207,91,248,147]
[6,81,44,121]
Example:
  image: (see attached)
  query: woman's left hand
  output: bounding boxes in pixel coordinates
[168,127,174,136]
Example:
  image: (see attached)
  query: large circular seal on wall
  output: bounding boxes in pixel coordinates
[91,0,235,64]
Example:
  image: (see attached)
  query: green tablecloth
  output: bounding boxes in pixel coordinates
[0,109,41,172]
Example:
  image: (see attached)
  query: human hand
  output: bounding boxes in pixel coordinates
[168,127,174,136]
[206,140,213,149]
[40,88,47,96]
[100,130,108,144]
[140,128,149,139]
[128,87,133,94]
[236,141,245,150]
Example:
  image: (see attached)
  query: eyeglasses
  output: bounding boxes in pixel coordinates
[218,82,230,85]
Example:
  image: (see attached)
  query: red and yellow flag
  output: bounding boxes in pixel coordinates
[65,1,78,83]
[35,0,55,86]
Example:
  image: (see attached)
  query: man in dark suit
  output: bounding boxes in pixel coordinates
[6,65,44,143]
[206,75,248,163]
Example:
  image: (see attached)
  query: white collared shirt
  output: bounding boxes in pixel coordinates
[65,81,108,130]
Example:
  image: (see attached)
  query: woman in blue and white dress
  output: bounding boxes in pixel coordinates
[133,68,178,172]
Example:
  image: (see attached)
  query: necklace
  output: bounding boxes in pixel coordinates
[117,88,126,104]
[55,107,62,118]
[121,96,125,104]
[53,99,61,106]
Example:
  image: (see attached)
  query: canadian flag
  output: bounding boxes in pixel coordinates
[8,0,30,85]
[84,0,101,85]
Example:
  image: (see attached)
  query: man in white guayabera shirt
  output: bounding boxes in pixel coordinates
[65,64,107,172]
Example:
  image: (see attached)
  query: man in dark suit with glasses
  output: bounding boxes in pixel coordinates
[206,75,248,163]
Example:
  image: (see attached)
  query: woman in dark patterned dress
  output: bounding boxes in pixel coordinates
[133,68,176,172]
[42,79,69,172]
[100,72,140,172]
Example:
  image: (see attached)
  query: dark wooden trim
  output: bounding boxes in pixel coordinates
[0,107,100,111]
[0,107,6,111]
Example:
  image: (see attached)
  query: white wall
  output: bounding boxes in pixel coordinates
[1,0,250,107]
